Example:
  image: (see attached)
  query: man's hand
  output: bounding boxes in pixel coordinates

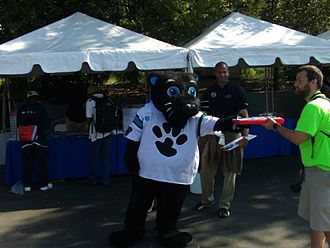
[262,118,277,130]
[238,137,249,149]
[214,115,236,131]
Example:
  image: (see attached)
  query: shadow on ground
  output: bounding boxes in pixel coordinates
[0,155,309,248]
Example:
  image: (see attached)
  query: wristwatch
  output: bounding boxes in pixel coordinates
[273,123,280,131]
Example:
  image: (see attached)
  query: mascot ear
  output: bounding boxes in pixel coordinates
[150,76,158,86]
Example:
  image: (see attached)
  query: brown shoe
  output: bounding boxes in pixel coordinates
[194,200,214,211]
[218,208,230,218]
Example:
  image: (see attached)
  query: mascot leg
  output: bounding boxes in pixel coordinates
[109,177,155,247]
[156,182,192,247]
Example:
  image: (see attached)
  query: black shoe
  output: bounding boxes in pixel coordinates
[158,231,193,248]
[109,230,144,247]
[217,208,230,218]
[290,180,302,193]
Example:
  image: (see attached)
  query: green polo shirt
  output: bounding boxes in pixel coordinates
[295,93,330,171]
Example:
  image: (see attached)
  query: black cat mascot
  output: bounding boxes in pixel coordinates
[109,71,239,247]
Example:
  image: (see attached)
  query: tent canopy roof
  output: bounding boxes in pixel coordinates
[318,31,330,40]
[0,12,188,76]
[185,12,330,68]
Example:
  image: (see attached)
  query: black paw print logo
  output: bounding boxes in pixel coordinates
[152,122,188,157]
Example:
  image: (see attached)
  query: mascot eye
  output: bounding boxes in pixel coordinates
[167,86,181,97]
[187,87,197,97]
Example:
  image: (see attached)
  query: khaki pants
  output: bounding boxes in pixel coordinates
[199,134,243,209]
[298,167,330,231]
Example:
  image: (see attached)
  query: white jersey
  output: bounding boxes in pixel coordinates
[86,93,111,142]
[125,102,219,185]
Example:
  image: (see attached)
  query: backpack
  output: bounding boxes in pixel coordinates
[17,106,40,142]
[17,125,38,142]
[91,96,116,133]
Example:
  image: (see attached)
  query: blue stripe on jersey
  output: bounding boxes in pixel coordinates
[197,113,206,137]
[133,114,143,129]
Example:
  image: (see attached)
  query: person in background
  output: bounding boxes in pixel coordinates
[16,90,53,192]
[65,83,88,133]
[263,65,330,248]
[65,100,88,133]
[86,86,112,185]
[195,61,249,218]
[323,83,330,98]
[321,68,330,98]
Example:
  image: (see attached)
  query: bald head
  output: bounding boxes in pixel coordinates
[214,61,230,87]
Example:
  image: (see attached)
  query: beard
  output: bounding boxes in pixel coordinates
[295,84,311,98]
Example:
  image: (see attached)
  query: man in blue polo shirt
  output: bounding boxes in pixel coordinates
[195,61,250,218]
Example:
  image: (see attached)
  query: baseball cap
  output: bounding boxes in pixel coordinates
[26,90,39,98]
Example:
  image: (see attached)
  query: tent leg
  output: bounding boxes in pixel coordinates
[186,51,194,73]
[6,78,12,113]
[1,78,7,133]
[264,69,269,115]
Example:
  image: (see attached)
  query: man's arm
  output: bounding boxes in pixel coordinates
[41,105,51,130]
[263,118,309,145]
[16,107,22,127]
[85,99,93,128]
[238,109,249,148]
[238,109,249,137]
[86,118,92,126]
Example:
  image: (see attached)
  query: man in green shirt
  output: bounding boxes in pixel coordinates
[263,65,330,248]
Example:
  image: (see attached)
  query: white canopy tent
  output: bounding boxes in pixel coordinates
[185,12,330,68]
[318,31,330,41]
[0,12,189,76]
[0,12,190,134]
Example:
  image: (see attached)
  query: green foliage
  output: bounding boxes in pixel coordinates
[241,68,265,80]
[0,0,329,97]
[1,0,328,45]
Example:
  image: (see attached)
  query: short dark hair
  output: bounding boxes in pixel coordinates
[214,61,229,70]
[297,65,323,89]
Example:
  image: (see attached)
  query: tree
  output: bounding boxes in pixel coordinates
[1,0,328,46]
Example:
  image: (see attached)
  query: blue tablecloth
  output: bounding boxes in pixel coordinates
[4,118,298,185]
[4,134,128,185]
[244,117,299,159]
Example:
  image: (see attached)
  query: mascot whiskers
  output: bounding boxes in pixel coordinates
[109,71,239,247]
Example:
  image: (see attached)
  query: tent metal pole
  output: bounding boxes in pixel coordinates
[1,78,7,133]
[6,78,12,113]
[186,51,194,73]
[271,67,275,114]
[265,68,269,115]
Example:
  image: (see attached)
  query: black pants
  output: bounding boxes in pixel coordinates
[21,144,49,187]
[123,176,189,235]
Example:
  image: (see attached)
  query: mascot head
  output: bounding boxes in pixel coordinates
[148,71,201,129]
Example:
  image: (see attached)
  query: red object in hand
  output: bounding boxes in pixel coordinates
[232,116,285,125]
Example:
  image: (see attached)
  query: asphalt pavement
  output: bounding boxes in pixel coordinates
[0,155,310,248]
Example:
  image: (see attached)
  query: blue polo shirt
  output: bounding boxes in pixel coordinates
[203,82,248,118]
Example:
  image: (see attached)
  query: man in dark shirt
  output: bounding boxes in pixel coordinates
[16,90,53,192]
[65,99,88,133]
[195,62,249,218]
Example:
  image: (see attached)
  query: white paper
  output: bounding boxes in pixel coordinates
[221,134,257,151]
[218,133,225,145]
